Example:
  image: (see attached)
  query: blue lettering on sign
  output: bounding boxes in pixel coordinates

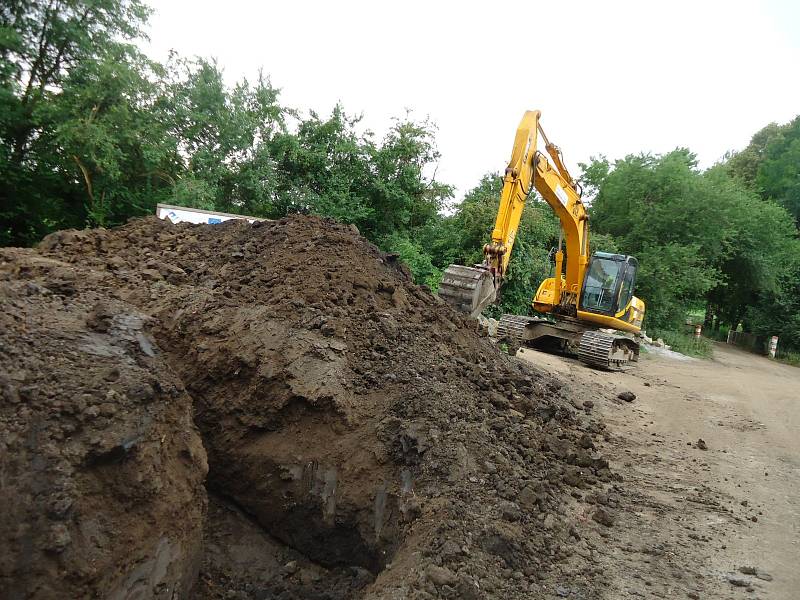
[207,217,222,224]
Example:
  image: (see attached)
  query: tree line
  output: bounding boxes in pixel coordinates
[2,1,798,353]
[582,139,800,352]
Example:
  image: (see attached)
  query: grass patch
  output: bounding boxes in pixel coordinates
[776,351,800,367]
[650,329,713,358]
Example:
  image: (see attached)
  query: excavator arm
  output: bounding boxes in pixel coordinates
[438,110,589,316]
[482,110,540,278]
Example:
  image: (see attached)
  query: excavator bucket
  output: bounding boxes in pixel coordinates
[437,264,497,318]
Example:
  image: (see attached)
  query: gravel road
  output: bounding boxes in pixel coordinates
[518,341,799,599]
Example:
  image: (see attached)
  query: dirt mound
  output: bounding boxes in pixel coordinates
[3,215,616,598]
[0,252,208,599]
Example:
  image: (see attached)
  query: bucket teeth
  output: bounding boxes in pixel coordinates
[437,265,496,317]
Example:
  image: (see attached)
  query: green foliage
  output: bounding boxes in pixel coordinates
[269,109,452,239]
[729,116,800,223]
[635,243,719,328]
[725,122,783,187]
[740,249,800,352]
[381,233,442,290]
[1,0,152,244]
[776,351,800,367]
[0,3,451,247]
[584,143,800,352]
[585,150,721,328]
[722,117,800,351]
[756,116,800,223]
[649,329,713,358]
[583,148,798,346]
[41,48,180,226]
[165,58,286,218]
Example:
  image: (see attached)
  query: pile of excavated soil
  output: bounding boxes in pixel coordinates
[0,253,208,599]
[2,215,617,599]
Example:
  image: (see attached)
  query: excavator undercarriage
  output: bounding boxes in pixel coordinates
[496,315,640,370]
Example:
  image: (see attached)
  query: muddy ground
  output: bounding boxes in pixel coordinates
[518,342,799,599]
[2,215,796,599]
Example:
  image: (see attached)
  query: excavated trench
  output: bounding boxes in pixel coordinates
[197,492,379,599]
[196,406,401,574]
[176,360,407,597]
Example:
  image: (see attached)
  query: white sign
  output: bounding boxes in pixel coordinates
[555,184,569,207]
[156,203,265,225]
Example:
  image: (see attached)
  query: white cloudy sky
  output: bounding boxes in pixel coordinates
[144,0,800,198]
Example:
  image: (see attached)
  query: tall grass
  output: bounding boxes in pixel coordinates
[649,329,713,358]
[776,351,800,367]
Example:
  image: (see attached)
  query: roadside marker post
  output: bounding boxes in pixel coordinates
[769,336,778,359]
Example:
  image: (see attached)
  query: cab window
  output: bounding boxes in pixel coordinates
[582,257,621,313]
[618,266,636,310]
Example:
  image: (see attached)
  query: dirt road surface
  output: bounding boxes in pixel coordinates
[518,342,799,599]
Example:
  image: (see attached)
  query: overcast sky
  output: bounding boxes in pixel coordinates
[144,0,800,198]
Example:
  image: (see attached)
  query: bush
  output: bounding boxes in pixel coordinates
[381,234,443,291]
[650,329,713,358]
[777,351,800,367]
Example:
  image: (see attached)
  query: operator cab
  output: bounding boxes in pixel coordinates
[579,252,638,317]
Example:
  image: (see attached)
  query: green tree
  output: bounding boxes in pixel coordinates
[268,106,374,224]
[756,116,800,223]
[1,0,151,244]
[584,150,724,329]
[38,48,181,227]
[702,166,796,330]
[727,116,800,223]
[166,57,286,217]
[584,148,799,346]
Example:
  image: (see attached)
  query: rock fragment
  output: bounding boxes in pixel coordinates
[426,565,457,587]
[592,508,615,527]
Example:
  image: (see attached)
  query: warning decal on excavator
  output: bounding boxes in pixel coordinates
[555,184,569,207]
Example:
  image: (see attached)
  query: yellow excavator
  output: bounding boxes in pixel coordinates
[438,110,646,368]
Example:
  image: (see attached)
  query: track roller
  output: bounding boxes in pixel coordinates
[578,330,639,369]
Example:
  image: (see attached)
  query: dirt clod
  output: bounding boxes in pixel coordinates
[426,565,457,587]
[727,575,751,587]
[592,508,615,527]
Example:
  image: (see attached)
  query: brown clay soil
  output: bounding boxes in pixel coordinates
[0,253,208,599]
[517,343,800,599]
[2,216,620,600]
